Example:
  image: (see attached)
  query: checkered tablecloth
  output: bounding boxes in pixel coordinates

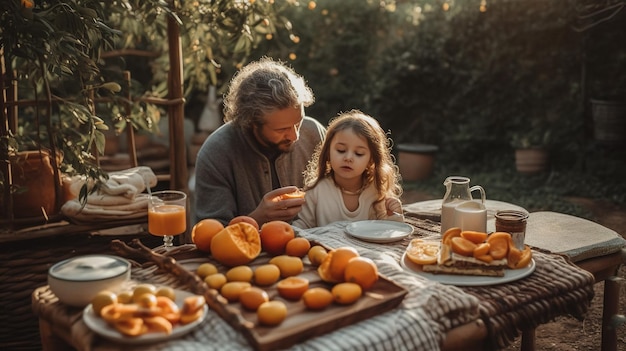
[32,216,595,351]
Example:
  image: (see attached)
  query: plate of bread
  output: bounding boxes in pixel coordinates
[400,228,535,286]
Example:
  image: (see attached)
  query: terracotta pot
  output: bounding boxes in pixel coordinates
[515,148,549,174]
[9,150,60,218]
[397,144,439,181]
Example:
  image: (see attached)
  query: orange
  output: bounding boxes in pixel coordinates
[269,255,304,278]
[257,300,287,326]
[276,276,309,300]
[317,246,359,283]
[229,215,260,231]
[331,282,362,305]
[460,230,488,244]
[210,222,261,267]
[254,264,281,286]
[192,219,225,253]
[220,281,252,302]
[302,287,333,310]
[343,256,379,290]
[239,287,269,311]
[225,265,254,282]
[285,237,311,257]
[192,219,225,252]
[279,189,306,200]
[406,239,439,265]
[259,220,295,255]
[307,245,328,266]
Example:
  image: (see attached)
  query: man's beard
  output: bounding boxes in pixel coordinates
[267,139,294,153]
[254,127,294,153]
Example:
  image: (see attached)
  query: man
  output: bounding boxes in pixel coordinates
[194,57,326,226]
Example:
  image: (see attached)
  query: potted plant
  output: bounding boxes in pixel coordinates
[573,2,626,145]
[510,124,552,174]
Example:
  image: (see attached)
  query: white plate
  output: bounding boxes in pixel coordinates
[345,220,414,243]
[400,253,536,286]
[83,289,207,344]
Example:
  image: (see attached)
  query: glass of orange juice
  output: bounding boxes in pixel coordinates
[148,190,187,248]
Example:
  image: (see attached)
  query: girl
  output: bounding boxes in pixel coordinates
[292,110,404,229]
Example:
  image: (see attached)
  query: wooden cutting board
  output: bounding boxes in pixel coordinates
[177,246,408,351]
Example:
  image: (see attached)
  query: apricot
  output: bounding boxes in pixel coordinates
[473,242,491,257]
[487,232,511,260]
[442,227,462,246]
[239,287,269,311]
[225,265,254,282]
[331,282,362,305]
[285,237,311,258]
[302,287,334,310]
[269,255,304,278]
[257,301,287,326]
[450,236,477,257]
[205,273,227,290]
[307,245,328,266]
[460,230,488,244]
[276,276,309,300]
[253,264,281,286]
[220,282,252,302]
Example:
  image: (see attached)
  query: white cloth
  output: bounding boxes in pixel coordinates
[67,166,157,199]
[61,167,157,222]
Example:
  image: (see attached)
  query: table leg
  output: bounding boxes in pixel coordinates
[39,318,73,351]
[601,276,620,351]
[520,328,535,351]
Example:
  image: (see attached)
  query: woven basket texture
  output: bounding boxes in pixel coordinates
[0,233,162,350]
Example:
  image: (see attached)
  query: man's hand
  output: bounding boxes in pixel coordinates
[249,186,306,225]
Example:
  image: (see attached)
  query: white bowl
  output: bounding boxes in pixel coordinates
[48,254,130,307]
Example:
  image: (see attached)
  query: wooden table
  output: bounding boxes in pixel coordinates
[31,201,624,351]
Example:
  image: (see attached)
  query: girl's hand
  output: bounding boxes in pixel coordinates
[385,197,403,217]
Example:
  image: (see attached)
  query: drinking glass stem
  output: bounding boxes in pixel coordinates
[163,235,174,248]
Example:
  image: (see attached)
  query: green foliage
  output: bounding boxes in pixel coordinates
[1,0,300,207]
[279,0,625,209]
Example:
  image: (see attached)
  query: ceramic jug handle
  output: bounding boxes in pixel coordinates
[469,185,486,204]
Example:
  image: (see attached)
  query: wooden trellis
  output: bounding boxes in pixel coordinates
[0,15,187,234]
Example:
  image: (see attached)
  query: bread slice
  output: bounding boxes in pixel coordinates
[422,243,507,277]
